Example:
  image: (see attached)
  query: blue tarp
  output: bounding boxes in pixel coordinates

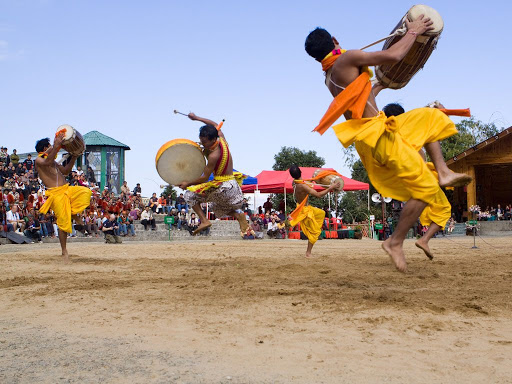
[207,169,257,185]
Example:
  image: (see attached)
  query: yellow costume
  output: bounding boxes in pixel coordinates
[334,108,455,228]
[313,49,456,229]
[289,195,325,244]
[39,184,92,233]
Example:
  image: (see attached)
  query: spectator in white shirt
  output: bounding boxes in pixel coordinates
[141,206,156,230]
[6,205,25,232]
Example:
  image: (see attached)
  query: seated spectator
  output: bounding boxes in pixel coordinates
[149,192,158,212]
[176,193,188,213]
[447,216,455,234]
[276,218,286,239]
[141,206,156,231]
[6,205,25,232]
[132,183,142,196]
[177,209,188,231]
[169,208,179,229]
[102,214,122,243]
[277,210,286,222]
[38,211,54,238]
[157,195,166,214]
[267,217,278,238]
[188,213,199,235]
[129,207,140,222]
[24,214,42,242]
[242,224,256,239]
[1,203,14,232]
[250,217,264,239]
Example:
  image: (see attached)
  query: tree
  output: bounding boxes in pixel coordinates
[273,146,325,171]
[162,185,177,203]
[270,147,326,213]
[441,118,500,160]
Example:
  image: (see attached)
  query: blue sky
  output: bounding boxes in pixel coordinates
[1,0,511,204]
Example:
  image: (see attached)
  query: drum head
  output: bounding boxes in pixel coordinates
[58,124,75,142]
[155,139,206,186]
[408,5,443,34]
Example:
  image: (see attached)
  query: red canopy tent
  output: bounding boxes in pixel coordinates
[241,167,370,214]
[241,167,369,193]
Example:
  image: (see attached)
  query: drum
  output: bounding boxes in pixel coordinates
[155,139,206,186]
[375,5,443,89]
[58,124,85,156]
[312,170,344,191]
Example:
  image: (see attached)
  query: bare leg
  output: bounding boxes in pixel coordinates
[232,211,249,234]
[424,142,472,187]
[382,198,427,273]
[305,241,314,258]
[415,222,441,260]
[191,203,212,235]
[58,228,70,263]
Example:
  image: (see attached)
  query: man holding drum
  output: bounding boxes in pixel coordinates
[178,113,248,236]
[305,16,471,272]
[35,133,91,262]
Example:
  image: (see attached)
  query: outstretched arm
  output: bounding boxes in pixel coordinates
[58,155,78,176]
[301,181,341,198]
[188,112,225,139]
[345,15,434,67]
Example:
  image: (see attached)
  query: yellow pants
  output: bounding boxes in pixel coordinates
[290,205,325,244]
[40,184,92,233]
[336,108,456,229]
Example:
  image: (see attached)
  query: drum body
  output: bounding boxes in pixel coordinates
[155,139,206,186]
[312,170,344,191]
[59,124,85,156]
[375,5,443,89]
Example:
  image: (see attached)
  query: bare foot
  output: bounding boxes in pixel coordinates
[192,221,212,236]
[415,240,434,260]
[439,172,472,188]
[382,238,407,273]
[305,251,312,258]
[61,250,71,264]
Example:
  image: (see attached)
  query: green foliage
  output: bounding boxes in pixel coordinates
[441,117,500,160]
[162,185,177,201]
[272,146,325,171]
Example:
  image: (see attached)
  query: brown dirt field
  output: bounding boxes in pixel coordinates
[1,237,512,383]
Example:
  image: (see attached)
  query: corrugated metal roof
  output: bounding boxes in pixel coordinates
[83,131,130,150]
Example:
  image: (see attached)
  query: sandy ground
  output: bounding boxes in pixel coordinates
[1,236,511,384]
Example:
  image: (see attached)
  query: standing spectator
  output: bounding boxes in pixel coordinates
[121,181,130,196]
[176,193,188,213]
[263,197,273,214]
[23,154,34,171]
[132,183,142,196]
[86,166,97,184]
[141,206,156,230]
[10,149,20,166]
[0,147,8,167]
[278,199,285,213]
[1,202,14,232]
[102,214,122,243]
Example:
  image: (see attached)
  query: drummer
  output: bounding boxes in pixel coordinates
[289,165,340,258]
[178,112,248,235]
[35,133,91,262]
[304,17,472,272]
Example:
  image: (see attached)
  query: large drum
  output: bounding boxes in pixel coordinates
[312,170,344,191]
[58,124,85,156]
[375,5,443,89]
[155,139,206,186]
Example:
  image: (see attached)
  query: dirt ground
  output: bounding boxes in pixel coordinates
[1,236,511,383]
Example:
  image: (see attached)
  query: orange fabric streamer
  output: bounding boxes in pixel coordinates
[313,72,371,135]
[289,195,309,222]
[304,170,341,182]
[55,129,66,137]
[439,108,471,117]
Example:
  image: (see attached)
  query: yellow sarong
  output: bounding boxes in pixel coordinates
[336,108,455,229]
[289,196,325,244]
[39,184,92,233]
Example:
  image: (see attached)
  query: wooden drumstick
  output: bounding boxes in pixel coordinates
[173,109,189,117]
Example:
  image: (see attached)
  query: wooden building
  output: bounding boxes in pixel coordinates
[447,127,512,212]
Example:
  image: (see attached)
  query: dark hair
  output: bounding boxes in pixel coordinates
[383,103,405,117]
[35,138,51,153]
[289,164,302,179]
[199,124,219,141]
[305,27,335,62]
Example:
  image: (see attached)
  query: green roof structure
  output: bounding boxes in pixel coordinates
[83,131,130,150]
